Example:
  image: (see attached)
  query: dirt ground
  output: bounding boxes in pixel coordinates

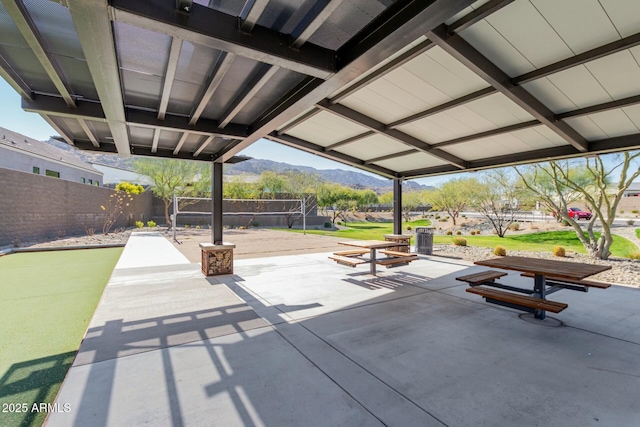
[168,228,347,262]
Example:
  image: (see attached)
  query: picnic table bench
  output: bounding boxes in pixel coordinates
[330,240,416,275]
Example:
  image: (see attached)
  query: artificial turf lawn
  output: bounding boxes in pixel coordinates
[0,247,123,427]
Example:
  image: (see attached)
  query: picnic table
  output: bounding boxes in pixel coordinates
[332,240,413,275]
[466,256,611,319]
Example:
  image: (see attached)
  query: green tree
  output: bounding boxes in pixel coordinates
[470,170,522,237]
[133,158,210,227]
[428,178,479,225]
[515,152,640,259]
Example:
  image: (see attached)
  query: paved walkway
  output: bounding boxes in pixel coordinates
[47,232,640,426]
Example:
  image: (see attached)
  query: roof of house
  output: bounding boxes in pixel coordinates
[0,127,102,175]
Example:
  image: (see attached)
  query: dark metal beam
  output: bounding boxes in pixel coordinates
[329,39,434,104]
[72,139,217,161]
[22,94,250,139]
[514,31,640,85]
[110,0,335,79]
[426,24,588,153]
[158,37,183,120]
[317,100,468,169]
[68,0,130,156]
[267,132,398,178]
[219,64,279,128]
[557,94,640,120]
[219,0,475,163]
[448,0,516,34]
[239,0,270,33]
[365,149,417,164]
[0,53,32,100]
[2,0,76,106]
[325,131,375,150]
[387,86,496,128]
[432,120,540,148]
[190,52,235,125]
[291,0,345,49]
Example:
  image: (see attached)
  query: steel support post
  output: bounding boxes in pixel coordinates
[393,178,402,235]
[212,162,223,244]
[533,273,547,320]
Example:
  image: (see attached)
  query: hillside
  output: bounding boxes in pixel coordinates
[44,138,431,192]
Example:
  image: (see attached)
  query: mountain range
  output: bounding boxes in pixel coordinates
[44,138,431,192]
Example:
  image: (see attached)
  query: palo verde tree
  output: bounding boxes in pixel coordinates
[428,177,479,225]
[514,152,640,259]
[470,170,523,237]
[133,158,211,227]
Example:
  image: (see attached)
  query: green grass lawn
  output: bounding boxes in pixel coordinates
[435,231,637,258]
[287,221,638,258]
[286,219,430,241]
[0,248,122,427]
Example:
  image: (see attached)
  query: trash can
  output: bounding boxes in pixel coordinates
[415,226,434,255]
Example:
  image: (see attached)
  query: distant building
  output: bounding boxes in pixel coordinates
[0,127,103,185]
[623,182,640,197]
[90,163,153,186]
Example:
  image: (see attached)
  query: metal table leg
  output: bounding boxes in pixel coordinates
[533,273,546,319]
[370,248,377,275]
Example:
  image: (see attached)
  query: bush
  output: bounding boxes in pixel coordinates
[629,252,640,260]
[493,245,506,256]
[452,237,467,246]
[470,230,476,235]
[632,210,639,214]
[474,229,481,235]
[115,181,144,194]
[445,230,453,235]
[252,222,259,227]
[406,226,412,231]
[135,221,144,228]
[324,221,332,228]
[509,222,520,231]
[552,246,566,257]
[627,220,635,226]
[456,230,462,235]
[147,220,156,227]
[195,225,201,229]
[620,210,625,214]
[86,227,95,236]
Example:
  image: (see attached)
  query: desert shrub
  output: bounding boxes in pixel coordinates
[435,215,441,219]
[184,224,190,229]
[552,246,566,257]
[252,222,259,227]
[452,237,467,246]
[406,226,412,231]
[493,245,506,256]
[445,230,453,235]
[135,221,144,228]
[470,230,476,235]
[627,220,635,226]
[12,238,21,247]
[620,210,625,214]
[57,230,66,238]
[86,227,95,236]
[530,225,539,230]
[456,230,462,235]
[629,252,640,260]
[474,229,481,235]
[324,221,332,228]
[101,191,134,234]
[115,181,144,194]
[147,220,156,227]
[509,223,520,231]
[195,225,201,229]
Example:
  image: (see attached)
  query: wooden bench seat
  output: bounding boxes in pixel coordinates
[333,249,368,257]
[520,272,611,289]
[376,255,418,267]
[380,250,414,257]
[466,287,568,313]
[329,255,368,267]
[456,270,507,285]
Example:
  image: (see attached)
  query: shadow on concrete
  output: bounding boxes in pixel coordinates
[343,271,433,290]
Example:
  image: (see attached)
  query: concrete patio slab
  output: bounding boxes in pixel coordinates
[114,232,189,269]
[47,237,640,427]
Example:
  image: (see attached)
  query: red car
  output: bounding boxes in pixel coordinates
[567,207,592,220]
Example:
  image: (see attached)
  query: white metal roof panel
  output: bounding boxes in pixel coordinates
[333,134,409,161]
[522,78,578,114]
[545,66,612,109]
[286,111,368,147]
[373,152,449,171]
[445,0,492,24]
[595,0,640,38]
[566,109,640,141]
[584,48,640,101]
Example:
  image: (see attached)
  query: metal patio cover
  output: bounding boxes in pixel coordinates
[2,0,640,179]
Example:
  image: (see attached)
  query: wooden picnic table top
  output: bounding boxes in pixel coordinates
[474,256,611,281]
[338,240,408,249]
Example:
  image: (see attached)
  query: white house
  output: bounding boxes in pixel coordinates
[90,162,153,186]
[0,127,103,185]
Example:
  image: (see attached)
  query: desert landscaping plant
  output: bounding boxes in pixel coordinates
[493,245,507,256]
[147,220,156,228]
[101,191,133,235]
[552,246,566,257]
[135,221,144,228]
[453,237,467,246]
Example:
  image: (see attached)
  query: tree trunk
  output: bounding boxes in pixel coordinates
[164,199,171,229]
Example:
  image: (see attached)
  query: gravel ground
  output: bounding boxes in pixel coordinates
[14,226,640,287]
